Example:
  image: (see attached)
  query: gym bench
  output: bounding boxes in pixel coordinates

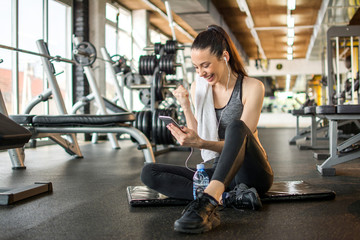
[9,113,156,168]
[315,105,360,176]
[289,107,329,150]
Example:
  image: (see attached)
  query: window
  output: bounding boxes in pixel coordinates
[105,3,134,106]
[18,0,44,114]
[48,0,72,114]
[0,0,72,115]
[0,0,13,114]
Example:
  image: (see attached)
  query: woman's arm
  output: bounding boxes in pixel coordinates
[172,83,198,131]
[240,77,265,133]
[167,125,225,153]
[169,77,264,153]
[170,81,225,153]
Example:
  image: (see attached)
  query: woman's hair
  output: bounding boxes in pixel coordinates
[191,25,247,77]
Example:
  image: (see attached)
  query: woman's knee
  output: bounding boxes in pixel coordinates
[225,120,250,136]
[140,163,157,187]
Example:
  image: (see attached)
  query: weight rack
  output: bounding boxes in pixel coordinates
[134,40,184,146]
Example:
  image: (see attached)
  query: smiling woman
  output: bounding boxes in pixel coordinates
[141,24,273,234]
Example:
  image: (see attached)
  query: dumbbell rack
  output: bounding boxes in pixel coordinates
[135,40,185,148]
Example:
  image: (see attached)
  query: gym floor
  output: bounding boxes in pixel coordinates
[0,128,360,240]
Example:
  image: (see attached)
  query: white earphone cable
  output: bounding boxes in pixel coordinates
[216,58,231,135]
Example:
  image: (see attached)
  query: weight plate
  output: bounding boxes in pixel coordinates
[155,72,160,102]
[162,109,170,145]
[138,111,145,133]
[124,72,135,89]
[149,56,153,75]
[152,110,157,144]
[165,109,173,144]
[151,55,157,75]
[130,111,138,143]
[139,89,151,106]
[142,110,152,140]
[73,42,97,66]
[160,72,166,102]
[159,57,164,72]
[139,56,144,75]
[154,43,162,55]
[168,54,176,75]
[134,111,139,129]
[147,56,151,75]
[157,109,164,144]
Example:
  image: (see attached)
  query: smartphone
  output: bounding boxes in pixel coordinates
[159,115,184,132]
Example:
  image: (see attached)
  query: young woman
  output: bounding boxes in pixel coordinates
[141,25,273,234]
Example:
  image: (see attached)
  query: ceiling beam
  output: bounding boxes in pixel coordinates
[255,25,313,31]
[305,0,329,59]
[140,0,195,41]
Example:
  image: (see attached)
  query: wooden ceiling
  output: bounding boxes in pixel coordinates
[113,0,326,91]
[114,0,197,44]
[115,0,323,60]
[212,0,322,60]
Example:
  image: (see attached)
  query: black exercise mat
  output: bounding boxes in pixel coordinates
[126,186,191,206]
[126,181,335,207]
[261,180,336,202]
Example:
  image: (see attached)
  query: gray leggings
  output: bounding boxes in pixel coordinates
[141,120,273,200]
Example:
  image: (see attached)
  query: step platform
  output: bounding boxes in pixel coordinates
[0,182,53,205]
[126,181,335,207]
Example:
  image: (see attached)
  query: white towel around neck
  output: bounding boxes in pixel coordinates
[195,75,220,162]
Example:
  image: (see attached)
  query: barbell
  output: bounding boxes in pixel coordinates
[0,43,76,65]
[144,40,184,54]
[139,54,181,75]
[0,41,100,67]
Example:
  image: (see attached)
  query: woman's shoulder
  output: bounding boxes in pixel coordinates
[242,76,265,93]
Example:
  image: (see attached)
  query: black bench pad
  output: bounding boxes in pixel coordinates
[32,113,135,126]
[337,104,360,114]
[10,114,35,124]
[291,109,305,115]
[316,105,336,114]
[304,106,316,114]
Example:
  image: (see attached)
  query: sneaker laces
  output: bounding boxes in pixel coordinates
[224,184,262,210]
[182,191,205,214]
[182,192,219,215]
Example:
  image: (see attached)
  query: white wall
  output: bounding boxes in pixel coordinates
[245,58,347,77]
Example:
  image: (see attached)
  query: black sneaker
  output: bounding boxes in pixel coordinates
[174,192,220,234]
[223,183,262,210]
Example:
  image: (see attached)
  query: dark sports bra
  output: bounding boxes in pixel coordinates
[215,75,244,139]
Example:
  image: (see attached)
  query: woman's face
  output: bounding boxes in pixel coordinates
[191,47,227,86]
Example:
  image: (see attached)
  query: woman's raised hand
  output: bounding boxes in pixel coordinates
[172,85,190,110]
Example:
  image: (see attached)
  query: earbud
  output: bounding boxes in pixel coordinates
[223,57,227,63]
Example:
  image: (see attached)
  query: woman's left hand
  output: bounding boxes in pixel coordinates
[167,124,202,148]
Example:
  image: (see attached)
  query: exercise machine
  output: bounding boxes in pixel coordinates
[0,90,52,205]
[315,25,360,176]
